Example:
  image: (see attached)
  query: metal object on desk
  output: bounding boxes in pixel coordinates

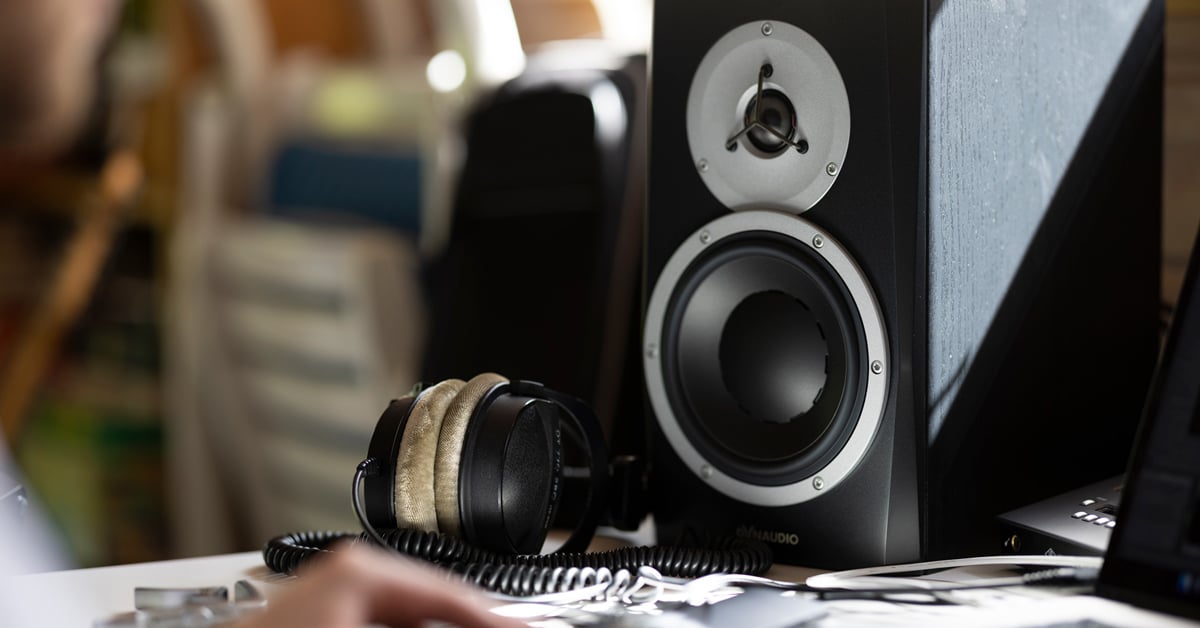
[95,580,266,627]
[134,586,228,610]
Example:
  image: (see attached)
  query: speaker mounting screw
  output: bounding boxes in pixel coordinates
[812,235,824,249]
[646,343,658,360]
[871,360,884,375]
[761,22,774,36]
[701,465,714,479]
[697,159,709,173]
[826,162,839,176]
[813,476,825,490]
[699,230,712,245]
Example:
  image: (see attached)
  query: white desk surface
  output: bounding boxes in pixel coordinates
[4,552,282,626]
[4,550,818,626]
[9,551,1200,628]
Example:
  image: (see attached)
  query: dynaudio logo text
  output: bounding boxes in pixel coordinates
[736,525,800,546]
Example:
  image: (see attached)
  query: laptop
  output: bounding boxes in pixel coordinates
[874,229,1200,628]
[1090,222,1200,621]
[949,228,1200,627]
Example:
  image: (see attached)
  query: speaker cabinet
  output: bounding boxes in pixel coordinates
[644,0,1163,567]
[424,49,646,441]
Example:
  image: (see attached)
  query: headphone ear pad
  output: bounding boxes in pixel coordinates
[394,378,465,531]
[434,373,508,537]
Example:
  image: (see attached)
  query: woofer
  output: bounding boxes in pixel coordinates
[644,210,888,507]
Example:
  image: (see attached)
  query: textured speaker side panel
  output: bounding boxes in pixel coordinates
[927,0,1153,440]
[927,1,1164,556]
[646,0,926,568]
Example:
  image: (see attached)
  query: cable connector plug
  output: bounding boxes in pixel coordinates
[357,458,381,478]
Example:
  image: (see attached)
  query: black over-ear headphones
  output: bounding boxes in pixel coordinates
[361,373,610,555]
[263,374,772,596]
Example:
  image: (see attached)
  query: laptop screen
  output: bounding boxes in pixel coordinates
[1098,225,1200,619]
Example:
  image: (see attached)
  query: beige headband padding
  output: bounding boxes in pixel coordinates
[434,372,509,537]
[394,378,465,532]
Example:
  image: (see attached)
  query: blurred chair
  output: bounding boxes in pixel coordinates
[208,220,424,537]
[164,0,481,555]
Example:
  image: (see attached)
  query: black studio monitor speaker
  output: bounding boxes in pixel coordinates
[643,0,1164,567]
[424,48,646,446]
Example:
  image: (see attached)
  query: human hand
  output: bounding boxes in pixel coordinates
[238,544,524,627]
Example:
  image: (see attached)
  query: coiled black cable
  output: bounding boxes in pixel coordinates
[263,527,772,596]
[262,530,356,575]
[455,564,623,597]
[446,535,773,597]
[263,458,772,595]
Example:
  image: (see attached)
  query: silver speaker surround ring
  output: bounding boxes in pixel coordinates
[687,21,851,214]
[643,210,887,507]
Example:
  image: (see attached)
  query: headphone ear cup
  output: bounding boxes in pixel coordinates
[458,387,567,554]
[394,378,465,532]
[434,372,508,537]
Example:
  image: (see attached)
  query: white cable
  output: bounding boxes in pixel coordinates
[806,555,1103,591]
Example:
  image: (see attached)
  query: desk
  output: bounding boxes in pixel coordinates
[8,552,822,625]
[9,551,1200,627]
[3,552,276,626]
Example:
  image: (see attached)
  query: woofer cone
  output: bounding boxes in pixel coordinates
[643,210,888,506]
[661,231,865,485]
